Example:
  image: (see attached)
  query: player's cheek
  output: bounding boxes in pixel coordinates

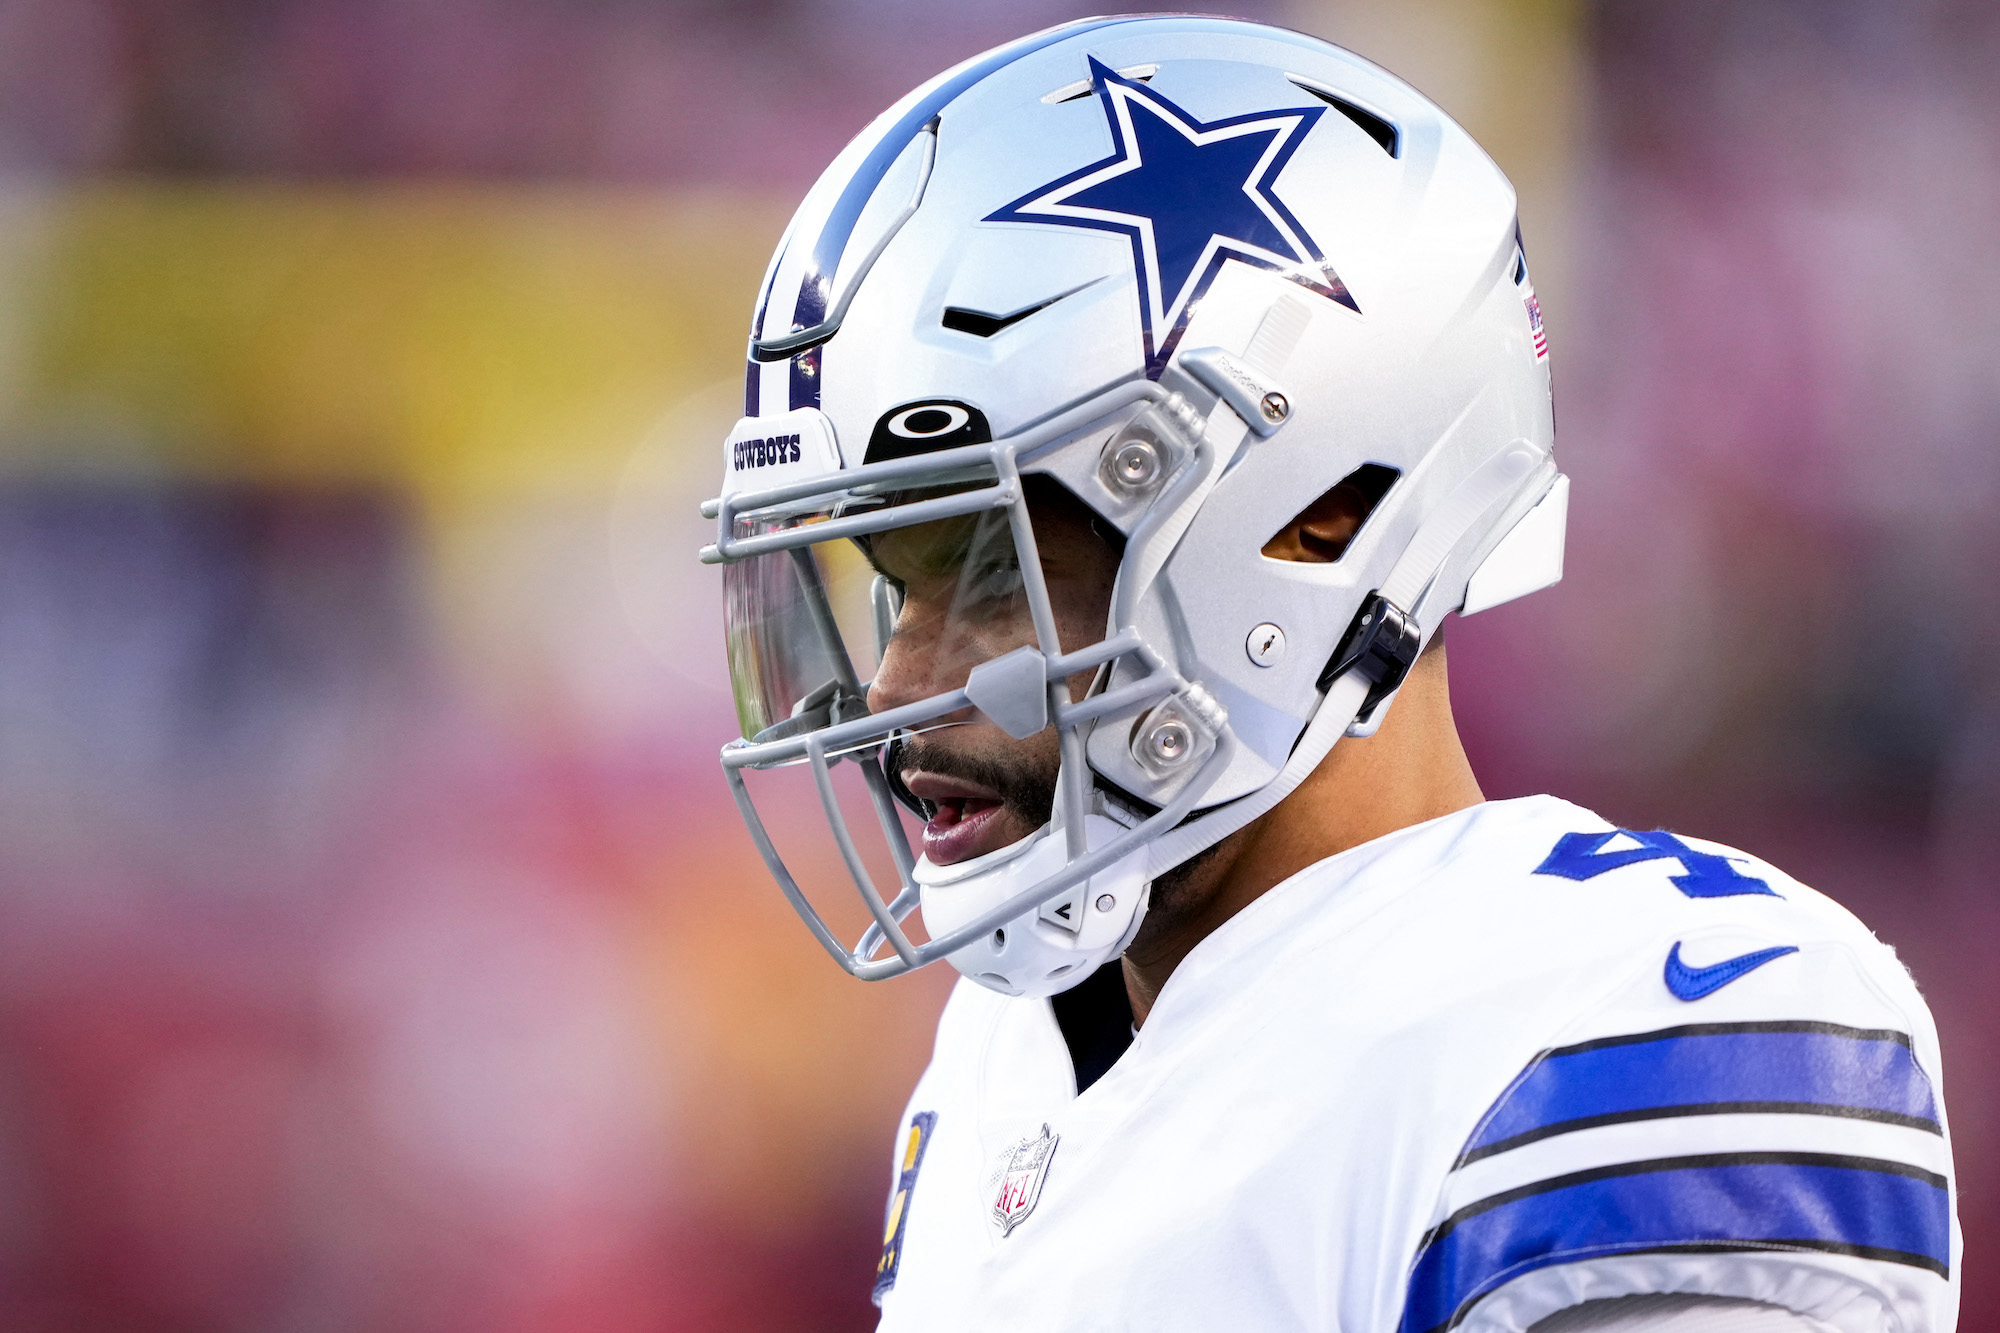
[1045,569,1117,657]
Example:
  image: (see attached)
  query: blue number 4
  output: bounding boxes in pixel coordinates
[1534,829,1775,899]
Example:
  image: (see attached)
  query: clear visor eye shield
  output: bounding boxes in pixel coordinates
[699,372,1271,988]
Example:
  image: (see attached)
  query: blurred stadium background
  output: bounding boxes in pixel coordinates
[0,1,1994,1329]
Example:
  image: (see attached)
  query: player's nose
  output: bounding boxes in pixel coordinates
[866,598,989,718]
[867,610,941,716]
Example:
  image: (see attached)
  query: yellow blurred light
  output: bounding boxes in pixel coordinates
[0,183,784,509]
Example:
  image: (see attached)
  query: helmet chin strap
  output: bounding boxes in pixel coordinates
[1140,439,1547,880]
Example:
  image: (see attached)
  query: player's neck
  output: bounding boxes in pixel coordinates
[1121,644,1484,1027]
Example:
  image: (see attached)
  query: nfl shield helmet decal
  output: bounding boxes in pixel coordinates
[991,1123,1060,1237]
[874,1111,936,1304]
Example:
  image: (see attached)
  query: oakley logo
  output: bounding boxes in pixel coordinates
[888,404,971,438]
[732,433,803,470]
[866,399,992,464]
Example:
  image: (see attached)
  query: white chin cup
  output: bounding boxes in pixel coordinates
[915,815,1150,998]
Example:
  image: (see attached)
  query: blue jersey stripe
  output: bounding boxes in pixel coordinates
[1401,1153,1951,1333]
[1463,1023,1938,1161]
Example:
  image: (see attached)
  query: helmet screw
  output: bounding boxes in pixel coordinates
[1246,622,1287,667]
[1259,392,1289,424]
[1108,438,1162,491]
[1095,894,1116,913]
[1144,718,1193,766]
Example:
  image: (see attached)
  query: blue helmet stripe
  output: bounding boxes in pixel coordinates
[1400,1154,1952,1333]
[1462,1023,1939,1162]
[745,227,793,415]
[788,345,820,412]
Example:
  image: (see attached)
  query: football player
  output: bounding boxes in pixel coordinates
[698,15,1956,1332]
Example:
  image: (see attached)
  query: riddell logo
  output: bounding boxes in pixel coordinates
[733,433,803,470]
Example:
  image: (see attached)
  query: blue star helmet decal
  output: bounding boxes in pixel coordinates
[988,57,1359,378]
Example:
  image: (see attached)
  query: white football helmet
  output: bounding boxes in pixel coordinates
[700,15,1566,996]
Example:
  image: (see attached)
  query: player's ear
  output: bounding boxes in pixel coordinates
[1261,465,1398,564]
[1263,484,1367,562]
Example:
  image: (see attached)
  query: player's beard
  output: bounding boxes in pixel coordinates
[1124,839,1230,957]
[893,726,1237,962]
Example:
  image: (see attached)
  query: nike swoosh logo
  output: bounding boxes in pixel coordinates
[1664,941,1799,1001]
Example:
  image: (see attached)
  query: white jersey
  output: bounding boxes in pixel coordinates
[871,796,1958,1333]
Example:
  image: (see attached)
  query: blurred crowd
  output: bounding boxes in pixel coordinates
[0,1,1994,1330]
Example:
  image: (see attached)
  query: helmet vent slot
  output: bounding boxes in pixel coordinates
[1285,76,1400,158]
[1043,64,1156,104]
[941,277,1101,339]
[1261,463,1400,564]
[942,302,1050,338]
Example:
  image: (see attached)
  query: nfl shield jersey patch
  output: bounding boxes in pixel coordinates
[873,1112,936,1303]
[991,1123,1060,1237]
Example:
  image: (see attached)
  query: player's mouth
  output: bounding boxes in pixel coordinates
[902,770,1033,865]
